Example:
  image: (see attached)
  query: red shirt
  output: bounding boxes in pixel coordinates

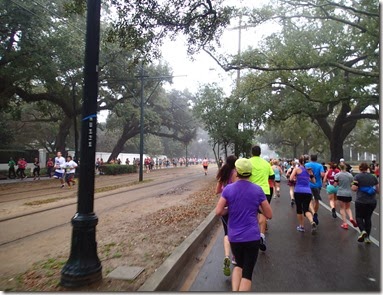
[327,168,340,185]
[17,160,27,169]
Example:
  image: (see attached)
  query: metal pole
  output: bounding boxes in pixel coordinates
[139,63,144,182]
[61,0,102,287]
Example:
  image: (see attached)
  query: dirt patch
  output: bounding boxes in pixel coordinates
[0,173,218,291]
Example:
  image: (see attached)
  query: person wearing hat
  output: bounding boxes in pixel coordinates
[339,158,352,173]
[216,158,272,291]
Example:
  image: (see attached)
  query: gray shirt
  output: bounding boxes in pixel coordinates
[334,171,353,197]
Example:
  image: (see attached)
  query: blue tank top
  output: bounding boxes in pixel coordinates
[273,166,281,181]
[294,166,312,194]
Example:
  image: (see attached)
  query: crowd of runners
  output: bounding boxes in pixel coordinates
[214,145,379,291]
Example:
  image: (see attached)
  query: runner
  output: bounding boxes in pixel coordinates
[323,162,340,218]
[352,162,379,243]
[33,157,40,180]
[289,155,317,234]
[53,151,66,188]
[202,157,209,175]
[17,158,28,180]
[305,154,325,225]
[271,159,284,198]
[249,145,275,251]
[286,160,297,207]
[334,163,357,229]
[64,155,78,188]
[215,158,272,291]
[215,155,237,277]
[46,157,54,178]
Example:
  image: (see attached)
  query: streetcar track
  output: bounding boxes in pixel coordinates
[0,170,185,202]
[0,171,202,223]
[0,173,206,247]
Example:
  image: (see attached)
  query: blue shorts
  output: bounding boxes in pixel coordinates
[53,171,64,179]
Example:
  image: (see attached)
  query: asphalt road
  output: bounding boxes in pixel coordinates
[185,178,380,292]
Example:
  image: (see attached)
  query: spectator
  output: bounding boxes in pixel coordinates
[8,157,16,179]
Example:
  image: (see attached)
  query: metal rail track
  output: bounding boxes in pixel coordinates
[0,171,206,246]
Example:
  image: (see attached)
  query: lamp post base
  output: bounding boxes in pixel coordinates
[60,213,102,288]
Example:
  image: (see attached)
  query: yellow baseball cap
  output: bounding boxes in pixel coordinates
[235,158,252,177]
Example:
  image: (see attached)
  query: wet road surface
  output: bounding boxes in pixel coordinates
[185,179,380,292]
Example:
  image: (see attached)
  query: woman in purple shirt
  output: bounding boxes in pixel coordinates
[289,155,317,234]
[216,158,272,291]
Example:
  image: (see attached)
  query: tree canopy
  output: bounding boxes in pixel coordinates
[204,0,379,161]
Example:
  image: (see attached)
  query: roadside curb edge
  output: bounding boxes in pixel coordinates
[138,209,219,291]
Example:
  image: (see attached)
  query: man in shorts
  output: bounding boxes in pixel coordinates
[54,151,66,188]
[64,155,78,188]
[305,154,325,225]
[249,145,275,251]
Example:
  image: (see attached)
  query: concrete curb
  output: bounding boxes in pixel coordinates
[138,209,219,291]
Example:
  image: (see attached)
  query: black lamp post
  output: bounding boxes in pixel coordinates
[60,0,102,287]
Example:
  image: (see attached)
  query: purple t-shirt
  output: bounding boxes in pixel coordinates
[294,166,312,194]
[222,180,266,242]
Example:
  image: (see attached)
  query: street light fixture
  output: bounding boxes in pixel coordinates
[60,0,102,287]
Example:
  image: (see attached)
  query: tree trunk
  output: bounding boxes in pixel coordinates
[107,126,139,163]
[55,116,72,153]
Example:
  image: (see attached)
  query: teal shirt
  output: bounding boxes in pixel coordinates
[8,160,15,168]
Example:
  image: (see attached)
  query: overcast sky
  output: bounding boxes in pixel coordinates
[161,0,274,94]
[99,0,274,121]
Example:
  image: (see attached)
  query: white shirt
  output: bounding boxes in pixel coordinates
[64,160,78,174]
[55,156,66,173]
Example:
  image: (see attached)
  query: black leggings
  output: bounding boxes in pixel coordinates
[355,202,377,236]
[221,214,229,236]
[294,192,312,215]
[230,240,260,280]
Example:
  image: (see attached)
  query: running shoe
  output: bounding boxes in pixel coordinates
[364,237,371,244]
[223,257,231,276]
[331,208,337,218]
[296,225,305,232]
[341,223,348,230]
[273,195,277,199]
[357,230,367,242]
[350,219,358,227]
[259,236,266,251]
[61,184,65,188]
[311,222,317,234]
[313,213,319,225]
[290,199,295,207]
